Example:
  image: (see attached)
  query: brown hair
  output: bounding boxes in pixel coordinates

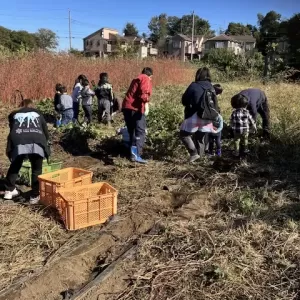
[20,99,33,108]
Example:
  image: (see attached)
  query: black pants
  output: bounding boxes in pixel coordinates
[250,98,270,138]
[73,102,80,121]
[123,109,146,156]
[181,131,206,157]
[5,154,43,197]
[83,105,92,124]
[208,133,221,153]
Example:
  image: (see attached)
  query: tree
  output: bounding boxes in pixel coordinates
[123,23,138,37]
[141,32,147,39]
[9,30,37,51]
[0,26,11,49]
[257,11,282,54]
[177,15,214,37]
[35,28,58,50]
[284,14,300,67]
[148,13,169,43]
[148,13,214,43]
[225,22,251,35]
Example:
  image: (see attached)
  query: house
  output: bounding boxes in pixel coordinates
[203,34,256,55]
[165,34,206,60]
[83,28,157,58]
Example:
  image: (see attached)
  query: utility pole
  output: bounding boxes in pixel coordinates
[68,9,72,51]
[191,11,195,61]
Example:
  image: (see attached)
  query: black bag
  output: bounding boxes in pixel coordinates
[197,88,219,120]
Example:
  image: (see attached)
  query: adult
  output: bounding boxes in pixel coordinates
[72,74,87,122]
[4,99,50,204]
[181,67,220,161]
[236,88,270,139]
[122,67,153,164]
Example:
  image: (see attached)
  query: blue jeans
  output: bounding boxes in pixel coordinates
[61,109,74,125]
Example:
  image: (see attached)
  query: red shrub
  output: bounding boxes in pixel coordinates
[0,53,194,104]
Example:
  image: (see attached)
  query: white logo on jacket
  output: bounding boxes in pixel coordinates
[14,112,40,128]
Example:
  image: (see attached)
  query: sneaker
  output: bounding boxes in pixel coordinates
[4,189,19,200]
[243,149,250,154]
[29,195,40,205]
[216,149,222,157]
[189,154,201,163]
[133,156,148,164]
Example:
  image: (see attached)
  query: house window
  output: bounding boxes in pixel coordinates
[86,40,89,46]
[148,43,152,48]
[245,44,251,51]
[215,42,225,48]
[97,40,100,46]
[107,41,112,45]
[90,40,93,46]
[173,41,181,49]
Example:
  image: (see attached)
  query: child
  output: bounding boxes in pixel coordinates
[95,73,114,125]
[230,94,257,156]
[207,114,223,156]
[81,79,95,125]
[54,83,62,127]
[58,86,73,125]
[72,75,87,122]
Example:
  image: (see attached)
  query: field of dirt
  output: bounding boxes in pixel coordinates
[1,82,300,300]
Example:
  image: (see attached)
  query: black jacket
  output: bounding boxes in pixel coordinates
[240,88,268,117]
[6,107,50,158]
[182,80,219,119]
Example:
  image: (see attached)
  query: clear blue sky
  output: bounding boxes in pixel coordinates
[0,0,299,51]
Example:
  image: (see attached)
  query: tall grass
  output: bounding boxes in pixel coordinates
[0,53,194,104]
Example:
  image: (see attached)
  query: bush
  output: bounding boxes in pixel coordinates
[147,101,184,157]
[202,49,264,80]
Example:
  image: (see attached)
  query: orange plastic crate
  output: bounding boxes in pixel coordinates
[38,168,93,208]
[58,182,118,230]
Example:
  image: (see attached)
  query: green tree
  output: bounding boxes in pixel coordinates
[148,13,169,43]
[9,30,37,51]
[225,22,251,35]
[123,23,139,37]
[173,15,214,37]
[284,13,300,67]
[35,28,58,50]
[141,32,147,39]
[0,26,11,49]
[257,11,282,54]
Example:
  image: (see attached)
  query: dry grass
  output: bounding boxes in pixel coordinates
[0,205,69,292]
[0,53,193,103]
[117,162,300,300]
[1,73,300,299]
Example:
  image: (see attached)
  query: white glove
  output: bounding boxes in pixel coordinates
[145,103,149,116]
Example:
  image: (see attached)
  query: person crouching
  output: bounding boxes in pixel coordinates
[4,99,50,204]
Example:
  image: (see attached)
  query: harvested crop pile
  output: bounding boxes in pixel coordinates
[0,205,69,293]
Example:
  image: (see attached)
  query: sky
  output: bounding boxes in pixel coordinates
[0,0,299,51]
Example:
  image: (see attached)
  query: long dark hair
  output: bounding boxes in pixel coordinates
[195,67,211,82]
[73,74,87,89]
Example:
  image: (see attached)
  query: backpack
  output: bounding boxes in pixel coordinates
[197,88,219,120]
